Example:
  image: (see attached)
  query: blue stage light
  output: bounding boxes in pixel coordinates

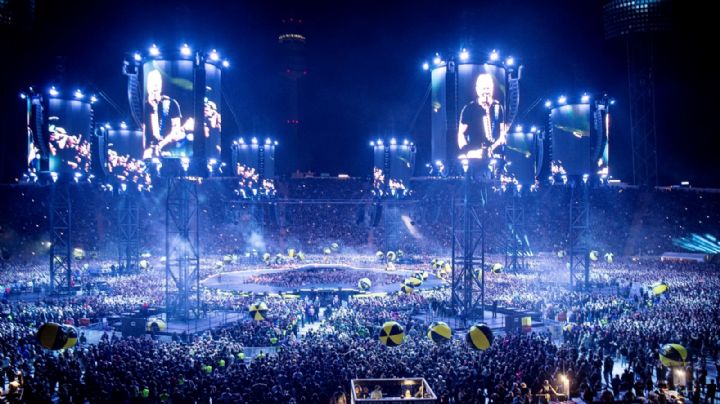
[459,49,469,61]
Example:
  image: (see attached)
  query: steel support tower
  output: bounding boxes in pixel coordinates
[117,190,140,272]
[165,177,200,320]
[49,181,72,293]
[568,179,590,289]
[451,163,489,327]
[504,188,526,272]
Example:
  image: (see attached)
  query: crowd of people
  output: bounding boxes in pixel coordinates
[0,180,719,402]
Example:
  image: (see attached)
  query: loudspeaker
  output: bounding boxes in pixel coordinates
[504,315,522,333]
[121,317,147,337]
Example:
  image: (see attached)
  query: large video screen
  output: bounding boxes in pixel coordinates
[594,106,610,176]
[25,97,42,174]
[372,144,386,195]
[372,142,414,198]
[550,104,592,176]
[430,66,447,165]
[505,130,537,185]
[204,63,222,162]
[47,98,93,174]
[143,60,195,159]
[104,128,151,186]
[232,141,276,198]
[456,64,507,159]
[388,144,415,196]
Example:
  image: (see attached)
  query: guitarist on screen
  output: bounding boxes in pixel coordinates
[457,73,507,159]
[143,69,194,159]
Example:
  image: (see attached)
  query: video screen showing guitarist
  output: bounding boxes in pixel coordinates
[457,73,507,159]
[143,69,194,159]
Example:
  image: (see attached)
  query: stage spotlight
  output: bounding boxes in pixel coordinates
[74,89,84,100]
[120,122,128,129]
[433,53,442,65]
[459,48,469,61]
[544,100,552,108]
[581,93,590,103]
[90,95,98,103]
[19,92,26,100]
[390,138,397,145]
[377,139,383,146]
[149,44,160,56]
[181,44,192,56]
[104,123,111,129]
[610,99,616,105]
[209,49,220,61]
[370,141,375,146]
[265,138,272,145]
[505,56,515,66]
[274,140,279,145]
[251,137,258,144]
[422,62,429,71]
[435,160,442,166]
[49,87,59,97]
[403,139,409,145]
[489,49,499,61]
[133,52,142,61]
[530,126,537,133]
[222,60,230,68]
[558,95,567,105]
[515,125,523,132]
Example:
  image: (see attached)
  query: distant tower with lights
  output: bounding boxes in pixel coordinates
[603,0,670,187]
[278,17,306,137]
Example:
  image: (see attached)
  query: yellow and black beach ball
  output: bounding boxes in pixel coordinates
[249,302,269,321]
[427,321,452,344]
[37,323,78,350]
[466,323,493,351]
[659,343,688,367]
[379,321,405,347]
[358,278,372,291]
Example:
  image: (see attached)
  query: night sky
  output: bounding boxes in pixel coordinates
[0,0,715,185]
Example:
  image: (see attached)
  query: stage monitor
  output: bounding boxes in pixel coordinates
[456,64,507,159]
[550,101,609,177]
[142,60,195,159]
[204,63,222,163]
[47,98,93,175]
[505,127,537,185]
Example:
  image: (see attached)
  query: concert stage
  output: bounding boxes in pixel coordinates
[201,264,445,294]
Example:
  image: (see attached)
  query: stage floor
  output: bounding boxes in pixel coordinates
[201,264,445,294]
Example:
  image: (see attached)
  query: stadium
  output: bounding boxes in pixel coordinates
[0,0,717,403]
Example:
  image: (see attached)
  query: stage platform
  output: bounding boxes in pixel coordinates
[201,264,444,294]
